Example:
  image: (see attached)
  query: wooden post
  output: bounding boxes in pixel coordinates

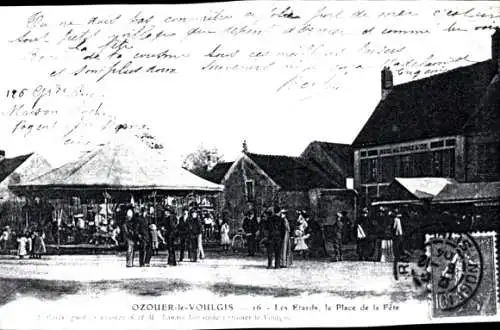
[153,191,157,224]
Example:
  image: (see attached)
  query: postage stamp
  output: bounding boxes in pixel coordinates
[395,229,498,319]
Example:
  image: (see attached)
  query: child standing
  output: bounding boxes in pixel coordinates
[149,223,165,256]
[293,228,310,259]
[17,233,29,259]
[220,220,230,252]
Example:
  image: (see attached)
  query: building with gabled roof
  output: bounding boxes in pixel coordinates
[301,141,353,188]
[352,29,500,205]
[218,151,356,232]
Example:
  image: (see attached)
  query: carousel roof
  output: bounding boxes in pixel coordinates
[9,137,223,193]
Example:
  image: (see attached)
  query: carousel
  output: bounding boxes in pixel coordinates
[9,138,223,253]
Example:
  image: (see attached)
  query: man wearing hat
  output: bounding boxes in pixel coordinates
[135,208,152,267]
[265,206,286,269]
[177,208,190,262]
[332,212,344,261]
[243,210,259,257]
[163,206,178,266]
[187,208,203,262]
[122,207,137,267]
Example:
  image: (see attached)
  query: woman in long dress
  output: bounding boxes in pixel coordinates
[220,220,230,252]
[33,230,46,259]
[280,212,292,268]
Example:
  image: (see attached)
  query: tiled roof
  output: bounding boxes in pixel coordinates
[301,141,353,184]
[433,181,500,203]
[246,152,337,191]
[352,60,497,147]
[201,162,233,184]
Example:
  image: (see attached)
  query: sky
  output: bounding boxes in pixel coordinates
[0,1,498,168]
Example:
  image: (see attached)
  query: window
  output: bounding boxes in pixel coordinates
[445,139,456,146]
[245,180,255,201]
[379,156,395,182]
[361,158,378,183]
[443,149,455,177]
[477,143,500,178]
[400,155,412,176]
[430,141,444,149]
[414,152,431,177]
[432,151,443,176]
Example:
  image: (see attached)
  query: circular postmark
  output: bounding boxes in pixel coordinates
[394,223,484,312]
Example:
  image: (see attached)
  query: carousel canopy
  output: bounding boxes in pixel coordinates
[9,137,223,195]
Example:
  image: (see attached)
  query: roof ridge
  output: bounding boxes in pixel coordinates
[246,152,301,159]
[311,140,351,147]
[391,59,491,90]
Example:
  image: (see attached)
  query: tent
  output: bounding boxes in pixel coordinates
[372,177,456,206]
[432,181,500,205]
[9,138,223,196]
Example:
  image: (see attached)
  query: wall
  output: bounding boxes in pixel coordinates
[465,132,500,182]
[353,136,463,206]
[222,156,279,233]
[276,190,310,228]
[309,189,357,225]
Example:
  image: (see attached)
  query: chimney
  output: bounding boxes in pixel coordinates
[242,140,248,153]
[0,150,5,162]
[381,66,393,100]
[207,151,217,171]
[492,27,500,74]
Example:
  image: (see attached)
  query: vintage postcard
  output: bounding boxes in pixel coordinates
[0,1,499,329]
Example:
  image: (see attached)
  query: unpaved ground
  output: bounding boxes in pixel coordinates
[0,254,433,329]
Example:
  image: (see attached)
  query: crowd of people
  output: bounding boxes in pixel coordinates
[0,225,47,259]
[4,196,493,267]
[239,206,331,269]
[115,201,336,269]
[120,204,210,267]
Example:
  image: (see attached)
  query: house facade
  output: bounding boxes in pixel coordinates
[352,29,500,206]
[217,152,356,232]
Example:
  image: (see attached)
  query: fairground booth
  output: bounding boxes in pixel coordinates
[9,138,223,252]
[367,178,499,258]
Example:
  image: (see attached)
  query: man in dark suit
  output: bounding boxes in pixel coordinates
[163,207,178,266]
[134,209,152,267]
[265,207,285,269]
[177,209,190,262]
[243,210,259,256]
[188,209,202,262]
[122,207,137,267]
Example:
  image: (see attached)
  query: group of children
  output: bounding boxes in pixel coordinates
[16,230,47,259]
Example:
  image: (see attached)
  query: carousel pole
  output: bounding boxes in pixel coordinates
[57,208,61,255]
[153,190,157,224]
[104,191,109,226]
